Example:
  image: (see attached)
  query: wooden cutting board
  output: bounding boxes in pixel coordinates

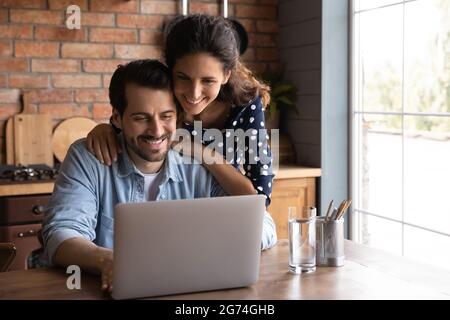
[51,117,98,163]
[13,93,54,167]
[5,117,15,165]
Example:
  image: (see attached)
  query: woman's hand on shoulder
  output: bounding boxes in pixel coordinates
[86,123,121,166]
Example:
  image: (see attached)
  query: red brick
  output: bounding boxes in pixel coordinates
[117,14,163,29]
[83,59,129,73]
[235,19,256,33]
[91,0,138,13]
[32,59,80,73]
[190,2,219,15]
[0,75,7,87]
[52,75,101,88]
[82,12,115,27]
[15,41,59,58]
[246,62,266,75]
[0,40,12,57]
[0,0,46,9]
[229,6,236,17]
[268,62,281,73]
[241,48,255,62]
[0,9,8,23]
[0,89,20,103]
[48,0,88,10]
[141,1,178,15]
[139,30,163,45]
[40,103,90,118]
[256,48,278,61]
[35,26,87,42]
[90,28,137,44]
[0,59,28,72]
[75,89,109,103]
[0,103,21,121]
[10,9,63,25]
[115,44,162,59]
[27,89,73,103]
[10,74,49,88]
[260,0,277,4]
[0,25,33,39]
[227,0,257,3]
[61,43,113,58]
[235,5,277,19]
[256,20,279,33]
[248,34,276,47]
[93,103,112,120]
[103,74,113,88]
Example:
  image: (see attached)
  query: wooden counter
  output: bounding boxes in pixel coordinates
[274,165,321,180]
[270,166,321,239]
[0,240,448,300]
[0,181,55,197]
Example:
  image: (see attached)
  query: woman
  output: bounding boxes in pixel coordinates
[86,14,274,206]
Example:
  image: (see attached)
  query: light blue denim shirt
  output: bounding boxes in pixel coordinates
[42,137,277,265]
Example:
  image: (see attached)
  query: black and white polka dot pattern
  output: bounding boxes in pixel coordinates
[182,96,275,206]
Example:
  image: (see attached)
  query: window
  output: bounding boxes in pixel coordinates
[351,0,450,269]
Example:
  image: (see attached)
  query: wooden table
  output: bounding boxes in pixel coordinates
[0,240,449,300]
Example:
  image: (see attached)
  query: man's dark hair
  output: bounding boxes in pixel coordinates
[109,59,172,116]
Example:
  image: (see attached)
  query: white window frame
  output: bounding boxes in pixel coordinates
[349,0,450,251]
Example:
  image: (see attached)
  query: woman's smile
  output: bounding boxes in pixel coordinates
[173,53,231,116]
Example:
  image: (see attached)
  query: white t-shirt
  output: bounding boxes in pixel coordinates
[136,168,162,201]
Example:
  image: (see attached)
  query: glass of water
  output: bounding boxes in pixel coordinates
[288,206,316,274]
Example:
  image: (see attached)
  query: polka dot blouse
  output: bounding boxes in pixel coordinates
[183,96,274,206]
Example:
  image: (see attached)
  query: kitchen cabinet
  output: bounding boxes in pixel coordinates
[269,166,321,239]
[0,182,53,271]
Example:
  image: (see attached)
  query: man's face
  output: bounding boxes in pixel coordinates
[113,83,177,163]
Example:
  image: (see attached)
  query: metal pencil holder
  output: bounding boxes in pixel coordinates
[316,216,345,267]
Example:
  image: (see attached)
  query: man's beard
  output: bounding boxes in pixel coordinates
[126,133,171,162]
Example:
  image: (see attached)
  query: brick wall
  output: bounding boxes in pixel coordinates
[0,0,279,163]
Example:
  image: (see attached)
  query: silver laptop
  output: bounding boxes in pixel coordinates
[112,194,266,300]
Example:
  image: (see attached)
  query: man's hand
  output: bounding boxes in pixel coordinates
[53,238,115,293]
[97,248,113,292]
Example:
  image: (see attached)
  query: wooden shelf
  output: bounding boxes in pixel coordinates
[0,181,54,197]
[274,165,321,179]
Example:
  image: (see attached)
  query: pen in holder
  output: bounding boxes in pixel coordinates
[316,216,345,267]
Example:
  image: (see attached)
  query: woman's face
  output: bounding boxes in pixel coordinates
[172,53,231,116]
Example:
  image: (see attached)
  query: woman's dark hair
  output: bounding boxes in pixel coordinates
[109,59,173,116]
[164,14,270,108]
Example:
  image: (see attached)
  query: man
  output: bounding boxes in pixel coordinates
[42,60,277,292]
